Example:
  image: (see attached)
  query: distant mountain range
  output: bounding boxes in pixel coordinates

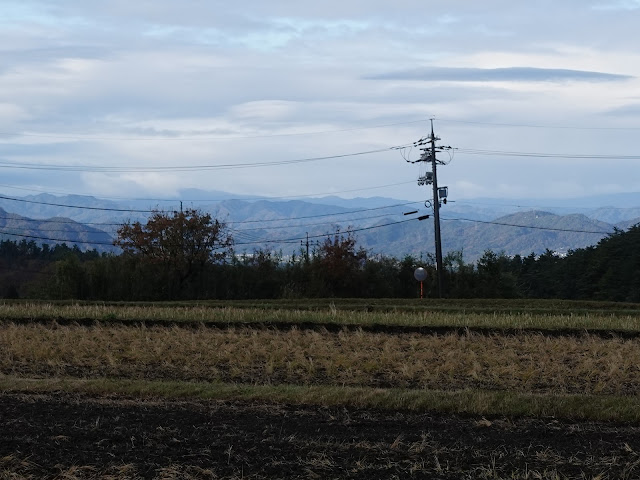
[0,189,639,261]
[0,207,114,253]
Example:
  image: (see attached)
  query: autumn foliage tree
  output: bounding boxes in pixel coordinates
[314,229,367,296]
[115,209,233,294]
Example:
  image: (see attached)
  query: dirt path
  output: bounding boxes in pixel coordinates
[1,392,639,479]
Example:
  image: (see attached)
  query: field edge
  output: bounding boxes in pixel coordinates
[2,375,640,423]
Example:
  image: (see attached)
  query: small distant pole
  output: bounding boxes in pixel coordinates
[301,232,310,262]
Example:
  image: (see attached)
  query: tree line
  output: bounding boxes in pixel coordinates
[1,209,639,302]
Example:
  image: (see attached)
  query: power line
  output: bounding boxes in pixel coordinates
[226,202,421,225]
[0,208,619,238]
[438,117,640,131]
[0,214,122,227]
[233,217,420,246]
[451,200,596,212]
[441,216,613,234]
[456,148,640,160]
[0,225,114,235]
[4,145,635,173]
[0,144,412,173]
[0,229,115,246]
[0,119,429,142]
[0,180,416,203]
[0,212,630,251]
[0,193,420,221]
[0,195,155,213]
[234,211,404,232]
[0,214,422,248]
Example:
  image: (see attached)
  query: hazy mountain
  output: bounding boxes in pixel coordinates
[1,189,638,261]
[0,207,115,253]
[614,217,640,231]
[441,211,614,259]
[0,193,137,225]
[588,207,640,223]
[5,189,640,224]
[451,192,640,222]
[352,210,615,261]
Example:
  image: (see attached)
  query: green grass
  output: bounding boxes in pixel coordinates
[2,375,640,423]
[4,297,640,314]
[2,301,640,332]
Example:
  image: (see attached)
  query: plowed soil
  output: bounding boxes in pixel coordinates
[2,392,640,479]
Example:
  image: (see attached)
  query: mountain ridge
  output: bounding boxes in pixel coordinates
[1,190,639,260]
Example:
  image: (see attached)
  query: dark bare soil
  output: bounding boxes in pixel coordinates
[2,393,640,479]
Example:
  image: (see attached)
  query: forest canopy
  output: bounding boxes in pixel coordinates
[1,220,638,302]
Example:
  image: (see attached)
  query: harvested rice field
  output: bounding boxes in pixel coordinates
[1,300,640,479]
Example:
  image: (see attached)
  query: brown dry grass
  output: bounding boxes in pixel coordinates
[2,323,640,395]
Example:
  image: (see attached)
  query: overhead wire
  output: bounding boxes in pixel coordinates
[233,211,407,232]
[226,201,421,225]
[0,194,155,213]
[0,119,429,142]
[0,229,115,246]
[0,214,424,248]
[0,211,630,251]
[440,216,614,234]
[232,217,422,246]
[455,148,640,160]
[437,117,640,131]
[0,180,416,203]
[1,114,637,247]
[0,143,415,172]
[0,214,123,227]
[0,194,421,222]
[451,200,602,213]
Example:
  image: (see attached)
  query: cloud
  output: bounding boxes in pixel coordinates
[1,0,639,204]
[591,0,640,11]
[367,66,633,83]
[604,103,640,117]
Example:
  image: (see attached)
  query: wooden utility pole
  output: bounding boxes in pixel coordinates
[429,119,444,297]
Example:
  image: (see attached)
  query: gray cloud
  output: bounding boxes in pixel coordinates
[591,0,640,11]
[604,104,640,117]
[0,1,639,202]
[367,67,633,83]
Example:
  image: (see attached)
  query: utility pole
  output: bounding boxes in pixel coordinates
[429,119,444,298]
[303,232,310,262]
[411,119,448,297]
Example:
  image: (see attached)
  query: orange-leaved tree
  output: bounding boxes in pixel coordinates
[315,229,367,296]
[115,208,233,293]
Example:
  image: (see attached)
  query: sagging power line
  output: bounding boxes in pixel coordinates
[440,216,613,235]
[0,144,414,173]
[0,119,429,141]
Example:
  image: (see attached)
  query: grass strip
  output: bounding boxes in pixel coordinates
[5,297,640,313]
[2,375,640,423]
[2,302,640,332]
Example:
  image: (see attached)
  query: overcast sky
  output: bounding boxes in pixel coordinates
[1,0,640,204]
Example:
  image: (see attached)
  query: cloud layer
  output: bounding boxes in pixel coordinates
[0,0,639,202]
[368,67,633,83]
